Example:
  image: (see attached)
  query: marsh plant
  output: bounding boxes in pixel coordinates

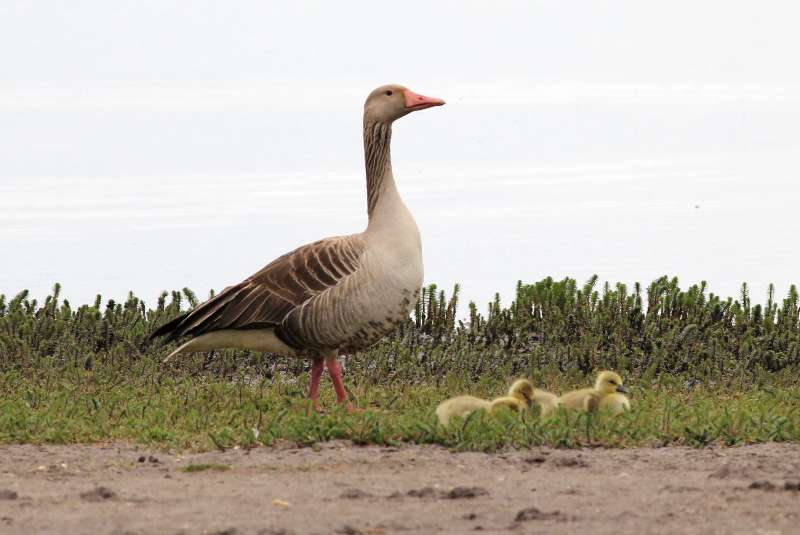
[2,276,798,382]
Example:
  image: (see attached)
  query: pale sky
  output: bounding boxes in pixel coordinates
[2,1,799,84]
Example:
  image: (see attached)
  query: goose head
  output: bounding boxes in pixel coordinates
[364,84,445,124]
[507,378,535,407]
[595,371,628,396]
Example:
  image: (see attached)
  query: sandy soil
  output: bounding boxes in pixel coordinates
[1,442,799,535]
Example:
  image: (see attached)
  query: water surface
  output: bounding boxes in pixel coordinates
[2,84,799,309]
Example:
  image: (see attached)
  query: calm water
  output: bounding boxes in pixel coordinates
[2,83,799,311]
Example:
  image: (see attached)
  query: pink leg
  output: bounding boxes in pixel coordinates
[308,358,325,412]
[325,356,353,412]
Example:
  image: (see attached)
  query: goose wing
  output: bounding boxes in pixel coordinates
[150,235,366,344]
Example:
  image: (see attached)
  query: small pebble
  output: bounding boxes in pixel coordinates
[749,480,776,491]
[524,455,546,464]
[80,486,117,502]
[444,486,489,499]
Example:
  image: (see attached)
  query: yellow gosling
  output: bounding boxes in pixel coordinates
[556,371,629,414]
[435,395,492,426]
[506,378,535,406]
[436,379,535,426]
[487,395,527,414]
[531,388,560,417]
[598,392,631,415]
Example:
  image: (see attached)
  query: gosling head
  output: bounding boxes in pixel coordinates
[595,371,628,396]
[508,379,535,407]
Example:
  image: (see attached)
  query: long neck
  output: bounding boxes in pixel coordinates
[363,119,396,220]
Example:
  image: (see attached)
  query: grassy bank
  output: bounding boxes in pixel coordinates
[1,360,799,450]
[1,276,799,450]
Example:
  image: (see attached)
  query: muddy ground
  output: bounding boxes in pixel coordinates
[1,442,799,535]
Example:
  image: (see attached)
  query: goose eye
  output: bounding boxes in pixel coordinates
[385,90,393,96]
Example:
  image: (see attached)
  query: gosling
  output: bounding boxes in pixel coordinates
[557,371,630,414]
[530,388,560,417]
[598,392,631,415]
[436,379,534,426]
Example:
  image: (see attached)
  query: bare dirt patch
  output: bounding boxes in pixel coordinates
[1,442,799,534]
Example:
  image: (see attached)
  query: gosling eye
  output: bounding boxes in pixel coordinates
[385,90,393,96]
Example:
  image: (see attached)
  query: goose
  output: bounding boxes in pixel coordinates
[556,371,629,413]
[436,379,534,426]
[598,392,631,415]
[150,84,445,412]
[530,388,560,418]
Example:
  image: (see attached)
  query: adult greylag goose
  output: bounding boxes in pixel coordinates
[150,84,445,411]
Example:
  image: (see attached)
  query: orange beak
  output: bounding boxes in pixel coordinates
[403,89,445,111]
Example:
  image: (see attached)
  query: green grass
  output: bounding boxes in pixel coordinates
[1,276,799,451]
[1,359,798,451]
